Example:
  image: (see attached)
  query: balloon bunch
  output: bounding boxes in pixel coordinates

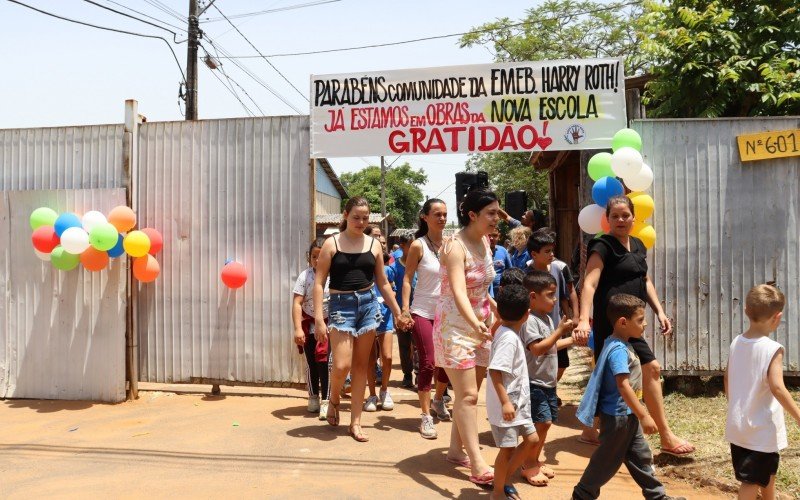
[578,128,656,249]
[30,206,163,282]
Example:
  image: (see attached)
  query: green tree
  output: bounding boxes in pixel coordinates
[339,163,427,228]
[639,1,800,117]
[465,153,549,214]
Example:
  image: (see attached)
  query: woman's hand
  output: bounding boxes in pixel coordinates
[574,319,591,345]
[657,313,673,336]
[293,327,305,347]
[472,320,491,341]
[314,318,328,343]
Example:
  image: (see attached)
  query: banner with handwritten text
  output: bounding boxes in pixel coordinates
[310,58,627,158]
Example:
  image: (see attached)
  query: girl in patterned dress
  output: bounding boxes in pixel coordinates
[433,188,499,486]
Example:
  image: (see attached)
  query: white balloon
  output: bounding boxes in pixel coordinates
[611,147,643,179]
[82,210,107,232]
[578,204,605,234]
[60,227,90,254]
[624,163,654,192]
[34,249,51,261]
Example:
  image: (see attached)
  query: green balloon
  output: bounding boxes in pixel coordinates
[612,128,642,152]
[51,246,80,271]
[89,223,119,251]
[587,152,614,181]
[30,207,58,230]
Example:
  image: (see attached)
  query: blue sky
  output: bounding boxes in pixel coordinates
[0,0,537,221]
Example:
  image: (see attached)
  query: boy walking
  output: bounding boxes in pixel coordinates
[725,284,800,500]
[487,284,539,500]
[573,294,684,500]
[520,270,575,486]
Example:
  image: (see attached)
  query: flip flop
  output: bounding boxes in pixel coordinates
[578,436,601,446]
[348,424,369,443]
[521,467,549,487]
[445,455,471,468]
[326,402,340,427]
[538,463,555,479]
[503,485,520,500]
[660,441,695,457]
[468,471,494,486]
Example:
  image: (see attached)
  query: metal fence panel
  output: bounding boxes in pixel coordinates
[0,189,127,402]
[634,118,800,375]
[136,117,310,384]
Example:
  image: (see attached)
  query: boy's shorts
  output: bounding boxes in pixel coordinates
[376,302,393,335]
[490,421,536,448]
[730,443,779,488]
[530,384,558,423]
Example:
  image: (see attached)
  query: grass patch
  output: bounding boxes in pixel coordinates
[650,390,800,498]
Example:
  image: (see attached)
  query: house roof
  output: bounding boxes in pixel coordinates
[315,212,392,224]
[318,158,348,198]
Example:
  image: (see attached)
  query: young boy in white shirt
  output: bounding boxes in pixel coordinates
[487,283,539,500]
[725,284,800,500]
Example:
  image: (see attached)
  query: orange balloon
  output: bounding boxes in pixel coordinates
[80,247,109,272]
[108,206,136,232]
[600,213,611,233]
[133,255,160,282]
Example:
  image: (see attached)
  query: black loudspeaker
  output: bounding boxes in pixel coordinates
[455,171,490,202]
[505,191,527,221]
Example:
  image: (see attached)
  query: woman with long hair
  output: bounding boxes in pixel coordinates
[401,199,453,439]
[313,197,407,442]
[433,189,499,486]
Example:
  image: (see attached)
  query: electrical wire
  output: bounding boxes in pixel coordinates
[101,0,187,32]
[201,42,266,116]
[215,0,642,58]
[211,4,310,103]
[204,64,255,116]
[201,0,341,22]
[7,0,186,82]
[142,0,185,23]
[81,0,185,43]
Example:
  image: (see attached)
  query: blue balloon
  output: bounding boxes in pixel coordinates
[107,233,125,258]
[53,212,82,237]
[592,176,624,207]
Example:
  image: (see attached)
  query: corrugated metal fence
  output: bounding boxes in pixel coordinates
[634,118,800,375]
[136,117,310,385]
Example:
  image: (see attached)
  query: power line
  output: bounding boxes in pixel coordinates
[210,4,310,103]
[201,42,266,116]
[143,0,185,23]
[80,0,185,43]
[101,0,187,32]
[203,35,304,114]
[201,0,341,22]
[215,0,642,58]
[7,0,185,82]
[204,63,254,116]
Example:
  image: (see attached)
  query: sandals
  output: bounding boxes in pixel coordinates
[503,485,521,500]
[660,440,695,457]
[326,401,340,427]
[521,467,549,487]
[538,463,555,479]
[348,424,369,443]
[445,455,471,468]
[468,470,494,486]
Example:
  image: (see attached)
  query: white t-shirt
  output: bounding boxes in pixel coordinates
[519,313,558,388]
[725,334,787,453]
[292,267,329,318]
[486,325,532,427]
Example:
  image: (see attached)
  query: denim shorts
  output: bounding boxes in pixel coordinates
[328,289,383,337]
[530,384,558,423]
[376,302,393,334]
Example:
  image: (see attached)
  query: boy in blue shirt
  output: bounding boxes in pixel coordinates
[573,294,684,500]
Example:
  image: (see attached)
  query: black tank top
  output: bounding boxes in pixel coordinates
[329,236,377,291]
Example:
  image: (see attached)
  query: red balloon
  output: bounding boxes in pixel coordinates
[141,228,163,255]
[221,262,247,289]
[32,225,60,253]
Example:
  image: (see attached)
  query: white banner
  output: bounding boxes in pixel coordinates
[310,58,626,158]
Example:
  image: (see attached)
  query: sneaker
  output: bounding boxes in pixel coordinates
[432,398,451,421]
[343,376,351,394]
[401,374,414,388]
[364,395,379,412]
[420,414,437,439]
[307,395,320,413]
[318,399,329,421]
[442,390,452,404]
[379,390,394,411]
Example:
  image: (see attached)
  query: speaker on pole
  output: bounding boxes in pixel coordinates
[505,191,527,221]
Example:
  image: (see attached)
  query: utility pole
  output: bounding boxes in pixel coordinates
[380,156,387,236]
[185,0,199,120]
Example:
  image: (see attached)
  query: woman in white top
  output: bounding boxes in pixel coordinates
[401,199,452,439]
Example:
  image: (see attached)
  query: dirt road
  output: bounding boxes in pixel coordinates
[1,373,725,499]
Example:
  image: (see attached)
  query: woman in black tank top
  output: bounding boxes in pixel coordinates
[312,197,408,442]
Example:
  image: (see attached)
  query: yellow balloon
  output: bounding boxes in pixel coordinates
[632,220,647,235]
[628,192,655,220]
[636,224,657,249]
[123,230,151,258]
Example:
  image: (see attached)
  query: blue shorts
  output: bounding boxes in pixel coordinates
[376,302,393,334]
[530,384,558,423]
[328,289,382,337]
